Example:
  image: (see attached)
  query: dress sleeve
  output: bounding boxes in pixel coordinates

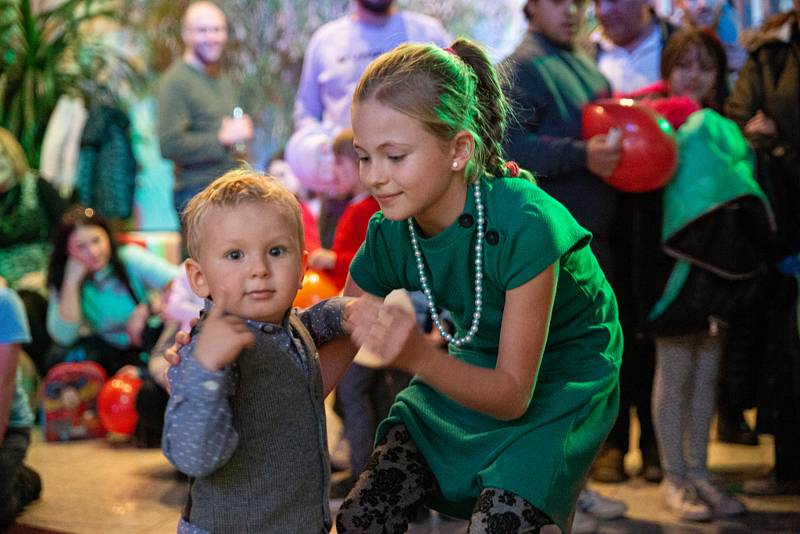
[348,215,404,297]
[499,187,591,289]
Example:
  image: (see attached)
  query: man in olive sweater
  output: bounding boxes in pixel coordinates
[157,1,253,215]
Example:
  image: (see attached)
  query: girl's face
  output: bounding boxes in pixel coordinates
[667,46,718,105]
[352,98,469,237]
[67,224,112,273]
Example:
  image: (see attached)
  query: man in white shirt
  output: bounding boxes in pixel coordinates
[592,0,675,93]
[285,0,449,194]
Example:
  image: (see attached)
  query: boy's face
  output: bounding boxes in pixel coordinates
[528,0,586,48]
[185,201,306,324]
[332,155,362,198]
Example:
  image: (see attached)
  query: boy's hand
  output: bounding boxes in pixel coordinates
[195,303,255,372]
[308,248,337,270]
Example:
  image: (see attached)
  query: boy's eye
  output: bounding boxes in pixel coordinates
[226,250,244,260]
[269,246,286,257]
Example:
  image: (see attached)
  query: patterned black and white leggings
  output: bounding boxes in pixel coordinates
[336,425,553,533]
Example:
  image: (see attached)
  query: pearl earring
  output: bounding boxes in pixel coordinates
[452,161,458,169]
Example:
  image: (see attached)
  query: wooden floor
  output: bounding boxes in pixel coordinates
[10,417,800,534]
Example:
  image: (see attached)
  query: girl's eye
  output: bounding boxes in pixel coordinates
[226,250,243,260]
[357,156,370,163]
[269,246,286,257]
[388,154,406,162]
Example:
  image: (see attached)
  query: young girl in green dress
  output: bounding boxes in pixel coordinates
[339,38,623,533]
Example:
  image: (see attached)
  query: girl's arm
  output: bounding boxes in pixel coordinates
[351,264,557,421]
[57,257,87,323]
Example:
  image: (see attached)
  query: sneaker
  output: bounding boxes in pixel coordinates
[590,447,628,483]
[743,470,800,496]
[577,489,627,520]
[662,479,712,521]
[692,478,746,517]
[571,509,598,534]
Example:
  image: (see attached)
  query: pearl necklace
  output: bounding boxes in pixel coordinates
[407,182,484,347]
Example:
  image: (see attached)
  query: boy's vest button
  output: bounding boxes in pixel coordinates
[459,213,474,228]
[485,230,499,245]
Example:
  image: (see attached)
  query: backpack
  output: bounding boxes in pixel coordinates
[40,361,108,442]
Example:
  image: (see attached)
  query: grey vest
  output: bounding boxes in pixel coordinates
[186,313,331,533]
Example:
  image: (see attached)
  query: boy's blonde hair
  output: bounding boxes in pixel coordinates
[182,168,304,259]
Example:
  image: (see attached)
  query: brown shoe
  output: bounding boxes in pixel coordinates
[590,447,628,483]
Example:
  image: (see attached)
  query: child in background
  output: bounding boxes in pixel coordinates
[339,39,622,533]
[636,29,748,520]
[0,282,42,529]
[162,169,355,533]
[308,129,379,290]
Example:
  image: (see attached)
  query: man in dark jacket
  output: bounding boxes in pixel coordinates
[724,2,800,495]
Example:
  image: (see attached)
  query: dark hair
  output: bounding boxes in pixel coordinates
[47,205,133,294]
[661,28,729,111]
[353,38,511,181]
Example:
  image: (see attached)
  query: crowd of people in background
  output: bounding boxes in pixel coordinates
[2,0,800,532]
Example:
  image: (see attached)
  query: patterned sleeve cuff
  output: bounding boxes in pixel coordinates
[300,296,352,346]
[172,352,234,401]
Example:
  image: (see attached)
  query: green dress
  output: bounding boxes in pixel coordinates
[349,175,622,530]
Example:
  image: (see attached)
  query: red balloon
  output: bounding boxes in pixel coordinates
[293,270,339,308]
[582,98,678,192]
[97,374,142,436]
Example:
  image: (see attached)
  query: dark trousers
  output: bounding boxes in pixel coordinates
[336,363,410,477]
[0,428,39,530]
[46,335,143,378]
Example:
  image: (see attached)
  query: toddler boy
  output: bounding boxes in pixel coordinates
[162,169,353,533]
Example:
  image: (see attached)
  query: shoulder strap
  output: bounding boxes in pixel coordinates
[288,312,317,358]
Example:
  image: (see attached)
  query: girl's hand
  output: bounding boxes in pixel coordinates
[126,303,150,348]
[63,257,89,286]
[194,303,255,372]
[745,110,777,137]
[348,295,428,373]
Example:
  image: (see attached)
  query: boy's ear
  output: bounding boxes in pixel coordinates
[184,258,211,299]
[451,131,475,171]
[299,250,308,290]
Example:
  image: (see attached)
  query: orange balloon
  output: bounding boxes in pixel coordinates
[97,374,142,436]
[293,270,339,308]
[582,98,678,193]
